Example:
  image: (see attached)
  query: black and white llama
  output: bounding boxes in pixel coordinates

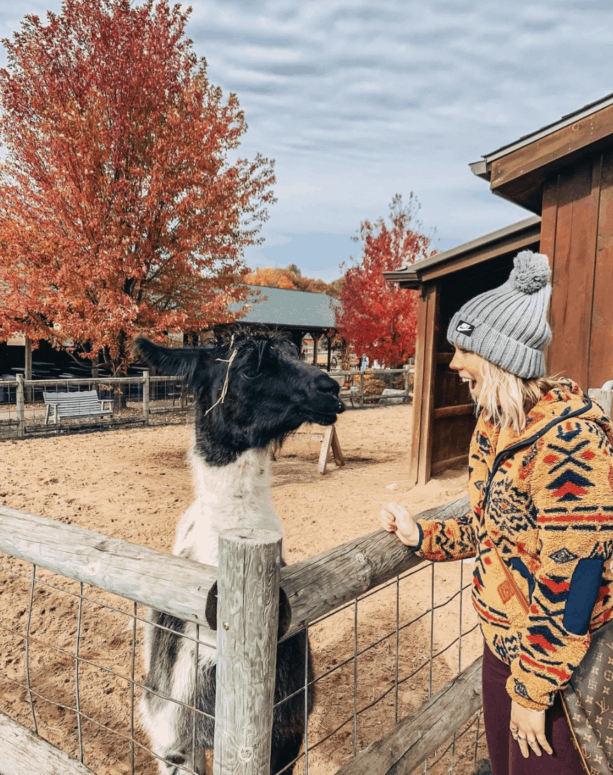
[136,331,345,775]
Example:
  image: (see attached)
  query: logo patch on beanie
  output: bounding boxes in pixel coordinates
[456,320,475,336]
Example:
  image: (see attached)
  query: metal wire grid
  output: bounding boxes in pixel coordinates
[269,557,483,775]
[0,551,484,775]
[0,555,213,775]
[0,376,194,439]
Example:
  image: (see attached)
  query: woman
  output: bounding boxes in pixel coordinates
[381,251,613,775]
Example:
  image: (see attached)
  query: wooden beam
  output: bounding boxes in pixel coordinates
[280,496,470,636]
[548,158,601,388]
[333,657,483,775]
[489,102,613,192]
[430,454,469,475]
[589,148,613,388]
[432,403,474,420]
[417,285,439,485]
[0,505,217,646]
[408,291,429,486]
[214,528,282,775]
[0,711,97,775]
[419,232,540,283]
[0,495,471,646]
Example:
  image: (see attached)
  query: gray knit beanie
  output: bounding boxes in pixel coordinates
[447,250,552,379]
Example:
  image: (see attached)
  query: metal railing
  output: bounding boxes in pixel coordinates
[0,372,192,439]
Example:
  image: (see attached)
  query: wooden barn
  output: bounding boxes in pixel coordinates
[386,93,613,485]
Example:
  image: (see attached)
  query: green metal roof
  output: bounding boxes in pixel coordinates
[233,285,339,330]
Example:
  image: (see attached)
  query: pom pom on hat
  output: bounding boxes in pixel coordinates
[509,250,551,294]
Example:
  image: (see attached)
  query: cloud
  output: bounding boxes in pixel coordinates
[3,0,613,278]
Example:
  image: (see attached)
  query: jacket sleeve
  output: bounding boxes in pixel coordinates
[507,419,613,710]
[414,512,478,562]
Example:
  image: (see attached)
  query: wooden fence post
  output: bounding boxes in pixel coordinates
[214,527,282,775]
[142,370,150,424]
[16,374,25,438]
[359,372,365,407]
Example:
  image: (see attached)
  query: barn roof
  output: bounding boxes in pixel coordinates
[233,285,339,330]
[469,92,613,212]
[470,91,613,175]
[383,215,541,289]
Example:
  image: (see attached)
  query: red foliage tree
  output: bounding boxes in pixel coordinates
[336,194,434,367]
[0,0,275,373]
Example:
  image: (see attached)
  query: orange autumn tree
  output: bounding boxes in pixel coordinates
[336,194,433,368]
[0,0,275,373]
[244,264,341,298]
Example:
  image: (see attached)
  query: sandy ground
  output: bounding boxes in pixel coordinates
[0,405,488,775]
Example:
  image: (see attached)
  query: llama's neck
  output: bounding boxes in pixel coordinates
[173,445,283,566]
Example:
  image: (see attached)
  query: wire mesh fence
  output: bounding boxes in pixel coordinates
[0,375,193,440]
[0,367,414,442]
[0,509,487,775]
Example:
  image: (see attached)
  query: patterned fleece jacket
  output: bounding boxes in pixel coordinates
[414,379,613,711]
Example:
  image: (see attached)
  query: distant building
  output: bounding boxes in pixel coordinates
[224,284,340,369]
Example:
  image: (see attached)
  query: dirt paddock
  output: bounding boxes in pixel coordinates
[0,404,487,774]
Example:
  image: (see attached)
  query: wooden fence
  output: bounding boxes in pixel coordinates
[0,366,414,440]
[0,495,484,775]
[0,372,191,439]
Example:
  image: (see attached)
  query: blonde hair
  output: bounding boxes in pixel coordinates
[477,359,564,433]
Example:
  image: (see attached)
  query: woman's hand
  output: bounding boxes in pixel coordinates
[380,502,421,547]
[510,700,552,758]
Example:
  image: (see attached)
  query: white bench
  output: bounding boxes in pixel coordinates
[43,390,113,425]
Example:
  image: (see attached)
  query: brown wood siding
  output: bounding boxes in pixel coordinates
[409,285,439,486]
[542,151,613,389]
[590,148,613,387]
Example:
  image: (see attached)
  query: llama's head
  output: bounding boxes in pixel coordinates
[135,330,345,465]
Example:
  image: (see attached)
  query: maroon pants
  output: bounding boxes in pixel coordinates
[481,644,585,775]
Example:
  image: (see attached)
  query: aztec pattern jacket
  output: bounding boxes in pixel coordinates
[415,379,613,711]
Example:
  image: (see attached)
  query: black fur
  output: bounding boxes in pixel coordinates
[135,331,345,466]
[137,329,343,774]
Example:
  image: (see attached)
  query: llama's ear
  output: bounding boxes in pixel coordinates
[133,338,204,382]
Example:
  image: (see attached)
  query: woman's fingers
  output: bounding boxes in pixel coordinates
[536,732,553,755]
[380,509,397,531]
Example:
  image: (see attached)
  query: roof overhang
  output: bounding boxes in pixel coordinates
[470,93,613,212]
[383,215,541,290]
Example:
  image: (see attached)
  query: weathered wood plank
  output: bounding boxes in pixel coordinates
[0,496,470,646]
[214,528,282,775]
[548,159,600,388]
[589,148,613,387]
[0,711,97,775]
[0,505,217,646]
[489,102,613,191]
[333,656,483,775]
[408,290,429,487]
[422,232,540,282]
[281,496,471,635]
[432,403,474,420]
[417,284,439,485]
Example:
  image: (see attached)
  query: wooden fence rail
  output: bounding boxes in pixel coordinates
[0,495,473,775]
[0,504,217,646]
[334,657,483,775]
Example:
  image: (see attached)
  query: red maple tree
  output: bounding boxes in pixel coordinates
[335,194,433,368]
[0,0,275,373]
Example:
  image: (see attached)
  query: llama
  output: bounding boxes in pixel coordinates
[136,330,345,775]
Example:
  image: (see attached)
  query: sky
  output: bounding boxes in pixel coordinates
[2,1,613,281]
